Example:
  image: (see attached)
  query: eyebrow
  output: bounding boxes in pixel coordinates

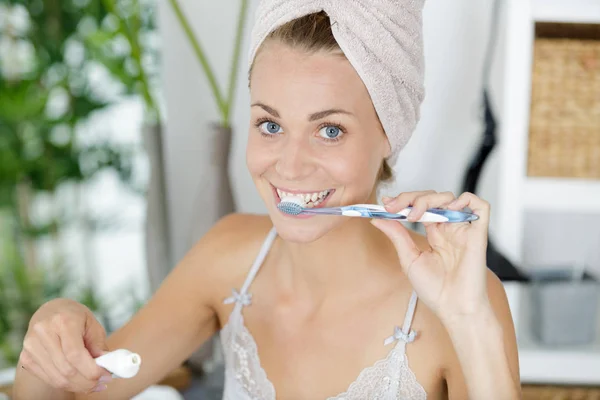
[251,102,353,121]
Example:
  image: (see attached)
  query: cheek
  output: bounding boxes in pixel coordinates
[325,151,380,189]
[246,132,273,177]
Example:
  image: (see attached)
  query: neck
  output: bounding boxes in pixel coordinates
[276,195,399,304]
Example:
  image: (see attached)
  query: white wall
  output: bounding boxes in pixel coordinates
[158,0,505,263]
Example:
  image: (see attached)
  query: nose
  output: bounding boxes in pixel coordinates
[275,135,316,181]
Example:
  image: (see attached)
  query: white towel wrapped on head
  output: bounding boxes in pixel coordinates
[249,0,427,165]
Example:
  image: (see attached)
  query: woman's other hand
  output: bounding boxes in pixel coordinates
[18,298,112,394]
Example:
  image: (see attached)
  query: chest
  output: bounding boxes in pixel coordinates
[219,300,445,399]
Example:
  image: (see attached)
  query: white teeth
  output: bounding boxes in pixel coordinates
[306,202,314,208]
[276,188,331,203]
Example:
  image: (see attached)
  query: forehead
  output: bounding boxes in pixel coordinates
[250,42,372,113]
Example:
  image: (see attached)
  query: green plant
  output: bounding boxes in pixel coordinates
[0,1,154,367]
[83,0,161,124]
[0,218,106,367]
[168,0,249,127]
[0,1,143,242]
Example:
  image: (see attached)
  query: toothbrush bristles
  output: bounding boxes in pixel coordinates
[278,197,306,215]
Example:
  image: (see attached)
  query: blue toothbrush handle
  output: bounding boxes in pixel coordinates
[419,208,479,223]
[341,205,478,223]
[364,210,408,220]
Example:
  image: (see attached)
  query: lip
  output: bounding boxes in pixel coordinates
[271,184,335,219]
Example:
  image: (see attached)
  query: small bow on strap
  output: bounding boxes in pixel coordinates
[223,289,252,306]
[383,326,417,346]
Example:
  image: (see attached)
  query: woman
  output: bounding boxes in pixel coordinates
[13,2,520,399]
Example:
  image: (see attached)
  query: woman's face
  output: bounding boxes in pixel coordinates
[247,41,391,243]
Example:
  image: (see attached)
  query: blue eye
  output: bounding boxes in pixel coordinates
[259,121,282,135]
[319,125,343,140]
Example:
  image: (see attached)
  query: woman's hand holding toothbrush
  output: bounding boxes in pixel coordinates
[371,191,520,399]
[15,298,114,395]
[370,190,491,325]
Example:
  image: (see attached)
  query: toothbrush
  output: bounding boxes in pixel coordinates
[95,349,141,379]
[277,196,479,223]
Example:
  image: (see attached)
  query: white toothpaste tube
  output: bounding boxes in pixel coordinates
[95,349,141,379]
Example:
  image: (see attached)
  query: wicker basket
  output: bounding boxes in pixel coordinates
[527,24,600,179]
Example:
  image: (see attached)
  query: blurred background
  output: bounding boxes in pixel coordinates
[1,0,599,399]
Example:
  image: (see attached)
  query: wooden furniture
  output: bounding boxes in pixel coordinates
[522,385,600,399]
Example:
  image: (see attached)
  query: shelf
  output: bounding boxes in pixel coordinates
[503,282,600,385]
[524,177,600,212]
[532,0,600,24]
[519,345,600,385]
[518,314,600,385]
[519,317,600,385]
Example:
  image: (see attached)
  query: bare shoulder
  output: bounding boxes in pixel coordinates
[188,212,273,269]
[191,213,273,259]
[188,213,274,299]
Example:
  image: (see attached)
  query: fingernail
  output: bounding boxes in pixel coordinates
[92,384,107,392]
[99,375,113,383]
[382,196,393,205]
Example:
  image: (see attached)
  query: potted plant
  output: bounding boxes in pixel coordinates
[167,0,249,239]
[164,0,250,373]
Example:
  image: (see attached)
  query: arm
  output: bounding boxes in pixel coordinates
[443,270,521,399]
[372,191,520,399]
[13,214,245,400]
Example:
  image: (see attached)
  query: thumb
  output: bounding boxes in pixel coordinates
[83,314,109,358]
[371,219,421,273]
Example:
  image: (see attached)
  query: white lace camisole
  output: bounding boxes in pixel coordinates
[220,227,427,399]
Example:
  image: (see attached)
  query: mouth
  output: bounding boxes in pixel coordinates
[271,184,335,217]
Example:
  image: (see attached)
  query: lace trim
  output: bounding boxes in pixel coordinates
[326,339,426,399]
[221,311,275,399]
[221,306,427,400]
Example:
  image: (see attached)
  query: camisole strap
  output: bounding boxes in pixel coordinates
[240,226,278,294]
[383,291,419,346]
[401,290,419,334]
[223,227,277,308]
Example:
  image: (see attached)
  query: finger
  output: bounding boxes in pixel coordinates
[23,336,73,392]
[371,219,421,275]
[37,328,103,392]
[35,326,81,382]
[447,192,490,227]
[19,350,52,386]
[59,319,108,382]
[407,191,456,222]
[383,190,436,213]
[83,314,109,359]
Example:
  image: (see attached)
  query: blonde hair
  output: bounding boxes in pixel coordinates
[250,11,394,183]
